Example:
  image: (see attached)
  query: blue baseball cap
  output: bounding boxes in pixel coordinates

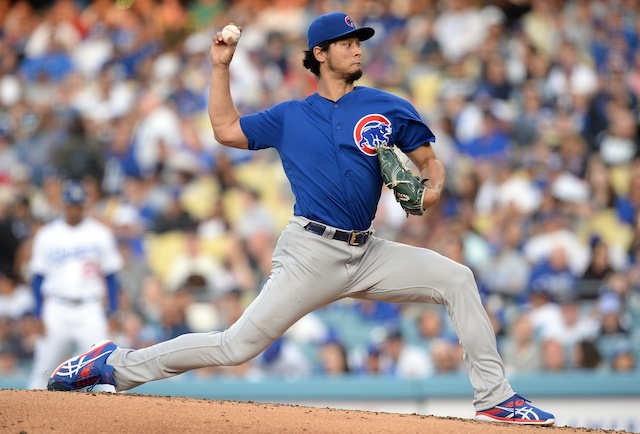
[63,181,86,205]
[307,12,375,50]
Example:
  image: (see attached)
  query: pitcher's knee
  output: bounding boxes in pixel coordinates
[226,354,250,366]
[200,329,265,366]
[220,344,258,366]
[450,263,479,294]
[222,336,273,366]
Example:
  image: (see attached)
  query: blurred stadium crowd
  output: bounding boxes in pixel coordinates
[1,0,640,382]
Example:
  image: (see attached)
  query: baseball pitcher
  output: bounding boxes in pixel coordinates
[47,13,554,425]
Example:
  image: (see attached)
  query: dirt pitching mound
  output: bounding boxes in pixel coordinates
[0,389,630,433]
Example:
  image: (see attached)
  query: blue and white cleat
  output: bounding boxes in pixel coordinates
[47,340,118,392]
[475,394,555,426]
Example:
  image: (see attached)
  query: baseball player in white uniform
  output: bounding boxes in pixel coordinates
[27,180,123,389]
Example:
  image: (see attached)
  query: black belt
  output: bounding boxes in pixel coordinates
[51,296,97,305]
[304,222,371,246]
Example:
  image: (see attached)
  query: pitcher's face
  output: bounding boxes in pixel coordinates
[325,38,364,84]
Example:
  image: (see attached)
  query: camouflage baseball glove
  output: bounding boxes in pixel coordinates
[376,145,426,216]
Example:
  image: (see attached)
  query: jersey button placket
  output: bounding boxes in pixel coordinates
[331,102,356,223]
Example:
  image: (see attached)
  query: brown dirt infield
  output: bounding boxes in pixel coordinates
[0,389,631,434]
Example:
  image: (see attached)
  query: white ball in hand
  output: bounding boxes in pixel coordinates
[221,24,241,44]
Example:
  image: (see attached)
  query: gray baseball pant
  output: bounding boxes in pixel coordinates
[107,216,514,410]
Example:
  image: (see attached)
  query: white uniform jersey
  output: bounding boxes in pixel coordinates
[30,217,124,300]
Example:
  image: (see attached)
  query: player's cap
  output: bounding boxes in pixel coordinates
[63,181,86,205]
[307,12,375,50]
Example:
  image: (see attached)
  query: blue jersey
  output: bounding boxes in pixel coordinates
[239,86,435,230]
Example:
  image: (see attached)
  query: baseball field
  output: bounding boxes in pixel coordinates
[0,389,633,433]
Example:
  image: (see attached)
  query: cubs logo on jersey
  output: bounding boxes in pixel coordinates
[353,114,392,156]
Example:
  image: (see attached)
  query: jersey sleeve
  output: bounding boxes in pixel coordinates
[393,98,436,153]
[29,228,49,276]
[239,101,288,151]
[99,226,124,275]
